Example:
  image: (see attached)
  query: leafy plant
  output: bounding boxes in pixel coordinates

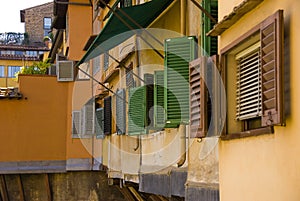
[14,59,51,80]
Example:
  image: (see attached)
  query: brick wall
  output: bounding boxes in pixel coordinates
[23,2,54,46]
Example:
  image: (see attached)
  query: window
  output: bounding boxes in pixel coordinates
[1,50,14,55]
[25,51,38,57]
[81,98,95,136]
[0,66,5,77]
[72,111,81,138]
[220,10,284,138]
[15,51,23,56]
[115,89,126,134]
[235,42,261,121]
[126,63,134,88]
[44,17,52,37]
[95,108,104,139]
[93,56,100,75]
[104,96,112,135]
[103,53,109,71]
[44,17,52,29]
[128,74,154,135]
[8,66,21,78]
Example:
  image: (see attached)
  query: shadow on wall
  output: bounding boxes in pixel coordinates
[284,15,291,118]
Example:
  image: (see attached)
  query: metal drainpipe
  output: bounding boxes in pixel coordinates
[177,0,187,167]
[135,34,143,174]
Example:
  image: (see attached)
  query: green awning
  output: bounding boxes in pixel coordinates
[77,0,173,66]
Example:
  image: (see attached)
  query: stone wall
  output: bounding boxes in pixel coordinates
[0,172,126,201]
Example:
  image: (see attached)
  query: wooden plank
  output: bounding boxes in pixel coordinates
[44,174,52,201]
[17,175,25,201]
[0,175,9,201]
[128,186,144,201]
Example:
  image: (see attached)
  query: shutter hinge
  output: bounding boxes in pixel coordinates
[266,111,273,126]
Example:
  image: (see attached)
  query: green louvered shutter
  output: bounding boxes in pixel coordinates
[154,70,165,128]
[164,36,197,127]
[128,86,146,135]
[202,0,218,56]
[95,108,104,139]
[116,89,126,134]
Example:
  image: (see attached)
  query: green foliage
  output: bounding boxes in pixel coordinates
[15,59,51,79]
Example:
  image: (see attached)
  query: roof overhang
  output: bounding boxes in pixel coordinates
[207,0,264,36]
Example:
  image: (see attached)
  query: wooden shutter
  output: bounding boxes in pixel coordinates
[104,53,109,71]
[128,86,146,135]
[95,108,104,139]
[72,110,81,137]
[202,0,218,56]
[126,63,134,88]
[189,55,221,138]
[104,96,112,135]
[260,10,284,126]
[144,73,154,127]
[164,36,197,127]
[82,99,95,136]
[154,70,165,128]
[190,58,207,138]
[116,89,126,134]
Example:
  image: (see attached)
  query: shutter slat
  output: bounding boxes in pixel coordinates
[263,87,275,100]
[261,10,284,126]
[104,96,112,135]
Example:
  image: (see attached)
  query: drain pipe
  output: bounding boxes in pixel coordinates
[177,124,187,167]
[177,0,187,167]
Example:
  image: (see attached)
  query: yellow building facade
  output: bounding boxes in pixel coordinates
[3,0,298,200]
[211,0,300,200]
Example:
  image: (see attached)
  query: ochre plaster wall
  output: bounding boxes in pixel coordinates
[218,0,300,200]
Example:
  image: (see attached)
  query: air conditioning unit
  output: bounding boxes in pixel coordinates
[57,60,74,81]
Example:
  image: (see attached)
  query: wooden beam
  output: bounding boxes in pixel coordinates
[128,187,144,201]
[0,175,9,201]
[44,174,52,201]
[17,175,25,201]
